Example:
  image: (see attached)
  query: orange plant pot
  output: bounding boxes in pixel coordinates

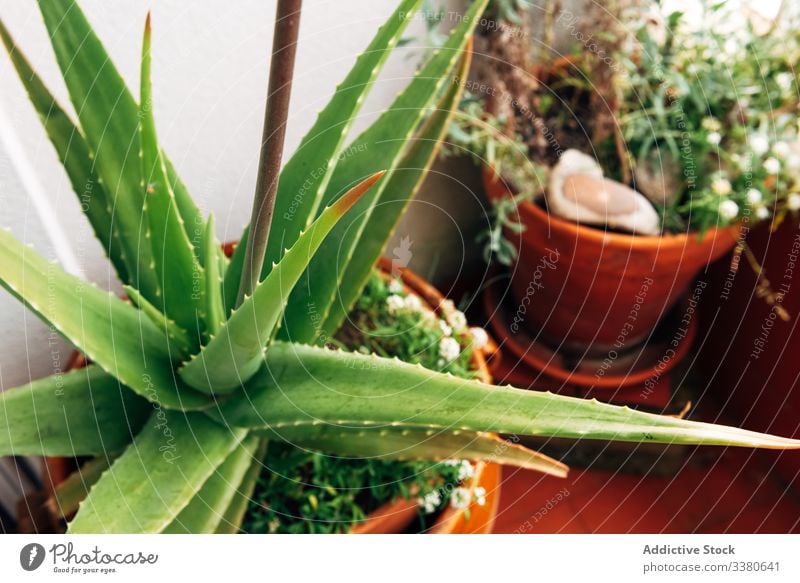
[482,167,740,353]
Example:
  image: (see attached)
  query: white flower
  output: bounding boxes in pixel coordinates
[719,200,740,220]
[443,459,476,481]
[773,141,792,158]
[439,320,453,337]
[711,177,732,196]
[787,193,800,211]
[746,188,763,205]
[764,157,781,175]
[470,327,489,350]
[755,206,770,220]
[750,135,770,156]
[418,490,442,514]
[450,487,471,510]
[701,117,721,132]
[386,294,405,314]
[706,132,722,146]
[473,486,487,507]
[439,337,461,361]
[776,72,794,90]
[387,279,404,294]
[403,294,423,312]
[447,310,468,332]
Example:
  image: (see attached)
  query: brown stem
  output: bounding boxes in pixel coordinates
[237,0,302,305]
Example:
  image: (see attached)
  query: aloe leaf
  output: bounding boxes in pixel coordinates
[123,285,191,359]
[201,215,225,337]
[164,156,218,264]
[34,1,211,288]
[140,15,205,333]
[218,343,800,450]
[0,19,130,283]
[280,0,489,343]
[178,172,384,394]
[163,434,260,534]
[259,0,424,279]
[268,426,567,477]
[0,229,210,410]
[49,455,117,518]
[321,42,472,335]
[36,0,160,302]
[214,440,266,534]
[223,229,248,317]
[68,412,247,533]
[0,366,148,456]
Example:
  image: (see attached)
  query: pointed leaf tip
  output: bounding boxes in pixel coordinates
[334,170,386,214]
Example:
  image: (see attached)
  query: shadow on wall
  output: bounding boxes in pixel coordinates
[385,156,488,289]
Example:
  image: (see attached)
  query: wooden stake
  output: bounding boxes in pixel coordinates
[237,0,302,305]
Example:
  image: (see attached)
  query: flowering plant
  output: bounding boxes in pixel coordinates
[614,2,800,232]
[450,0,800,262]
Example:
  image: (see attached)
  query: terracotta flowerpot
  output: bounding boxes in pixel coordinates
[481,272,696,406]
[32,255,500,534]
[482,166,740,353]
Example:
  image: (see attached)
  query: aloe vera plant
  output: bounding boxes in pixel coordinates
[1,0,799,534]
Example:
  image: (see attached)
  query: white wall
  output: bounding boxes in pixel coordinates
[0,0,436,390]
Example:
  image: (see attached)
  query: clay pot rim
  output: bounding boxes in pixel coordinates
[483,166,742,252]
[482,274,697,389]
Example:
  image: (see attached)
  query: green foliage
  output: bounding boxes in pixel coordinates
[458,0,800,243]
[244,442,467,534]
[279,0,490,345]
[164,435,261,534]
[218,341,800,451]
[139,16,206,335]
[246,272,497,534]
[0,366,148,456]
[0,229,210,411]
[320,41,473,335]
[36,0,159,302]
[0,0,798,535]
[178,172,384,393]
[446,96,547,264]
[68,413,247,534]
[335,272,475,377]
[611,4,800,230]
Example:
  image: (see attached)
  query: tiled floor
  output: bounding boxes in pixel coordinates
[492,447,800,533]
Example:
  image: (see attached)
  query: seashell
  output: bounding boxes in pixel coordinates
[546,149,660,235]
